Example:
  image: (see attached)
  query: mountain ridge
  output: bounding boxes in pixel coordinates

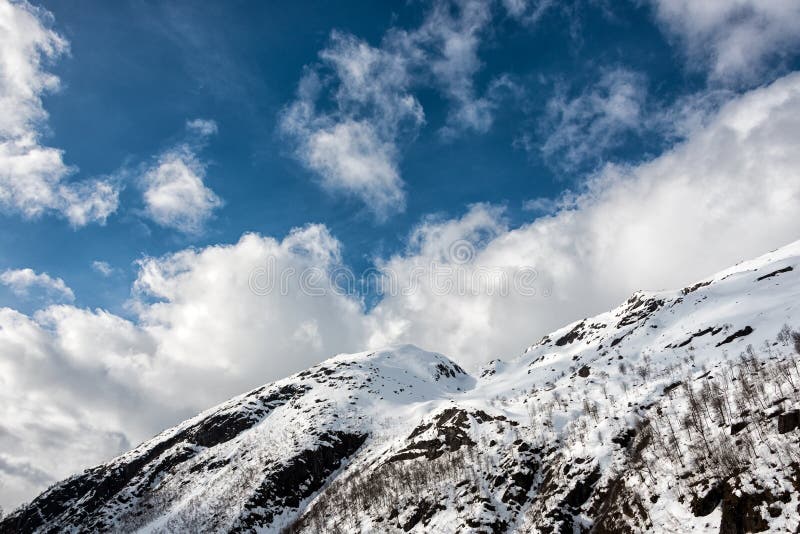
[3,241,800,533]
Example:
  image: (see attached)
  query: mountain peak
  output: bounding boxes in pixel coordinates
[4,243,800,533]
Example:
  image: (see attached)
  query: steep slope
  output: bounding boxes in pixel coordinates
[3,241,800,533]
[0,347,471,533]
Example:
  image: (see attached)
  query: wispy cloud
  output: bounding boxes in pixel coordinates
[0,268,74,302]
[91,261,114,277]
[534,68,648,173]
[280,31,420,220]
[0,454,53,487]
[502,0,557,26]
[393,0,497,137]
[0,0,119,226]
[186,118,218,137]
[280,0,506,220]
[521,196,560,215]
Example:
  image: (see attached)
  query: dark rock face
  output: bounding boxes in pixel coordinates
[691,484,724,517]
[730,421,749,435]
[389,408,480,462]
[611,428,636,449]
[0,433,188,533]
[719,484,774,534]
[667,326,723,348]
[564,466,602,508]
[615,296,664,328]
[556,321,587,346]
[716,326,754,347]
[189,384,309,448]
[756,265,793,281]
[433,361,468,381]
[682,280,712,295]
[231,431,367,532]
[285,407,539,534]
[400,499,445,532]
[777,410,800,434]
[590,476,648,534]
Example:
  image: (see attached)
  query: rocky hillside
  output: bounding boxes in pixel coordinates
[3,242,800,533]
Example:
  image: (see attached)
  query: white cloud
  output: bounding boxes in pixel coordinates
[131,226,368,407]
[521,196,559,214]
[648,0,800,84]
[502,0,556,26]
[3,72,800,510]
[394,0,496,136]
[303,120,405,219]
[537,68,648,172]
[141,146,222,234]
[368,71,800,364]
[0,227,369,509]
[91,261,114,277]
[186,118,218,136]
[0,0,119,226]
[0,268,74,302]
[280,32,421,220]
[0,306,156,508]
[281,0,501,219]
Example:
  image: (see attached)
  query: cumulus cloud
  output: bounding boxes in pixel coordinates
[280,0,502,219]
[0,0,118,226]
[0,455,52,488]
[648,0,800,84]
[536,68,648,172]
[0,268,74,302]
[298,120,405,218]
[141,147,222,234]
[131,226,369,406]
[3,72,800,510]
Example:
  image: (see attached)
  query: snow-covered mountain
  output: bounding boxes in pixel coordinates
[3,241,800,533]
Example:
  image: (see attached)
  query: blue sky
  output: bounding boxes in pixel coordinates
[0,0,721,315]
[2,0,800,510]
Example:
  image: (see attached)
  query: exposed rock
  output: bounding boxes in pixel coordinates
[756,265,793,281]
[716,326,754,347]
[555,321,586,346]
[778,410,800,434]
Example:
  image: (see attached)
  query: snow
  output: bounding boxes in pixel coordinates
[5,240,800,532]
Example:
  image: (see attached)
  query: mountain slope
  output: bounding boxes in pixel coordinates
[3,242,800,533]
